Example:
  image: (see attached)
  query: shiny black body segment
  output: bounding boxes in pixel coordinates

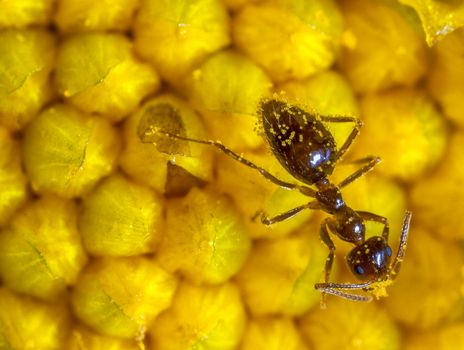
[261,99,337,185]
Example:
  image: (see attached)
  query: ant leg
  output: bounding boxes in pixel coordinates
[320,219,336,284]
[320,116,362,162]
[319,219,336,307]
[259,201,318,225]
[390,211,412,279]
[315,281,375,302]
[151,133,317,197]
[337,156,381,189]
[317,289,373,302]
[357,211,389,240]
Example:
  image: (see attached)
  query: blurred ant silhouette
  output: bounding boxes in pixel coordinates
[138,98,411,303]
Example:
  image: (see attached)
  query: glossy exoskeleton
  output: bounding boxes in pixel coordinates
[138,98,412,303]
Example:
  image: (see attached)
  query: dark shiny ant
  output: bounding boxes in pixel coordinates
[138,98,412,303]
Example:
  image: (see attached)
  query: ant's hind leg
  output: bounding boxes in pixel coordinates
[357,211,389,240]
[157,133,317,197]
[337,156,381,189]
[320,115,362,162]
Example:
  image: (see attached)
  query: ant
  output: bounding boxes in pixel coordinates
[138,98,412,303]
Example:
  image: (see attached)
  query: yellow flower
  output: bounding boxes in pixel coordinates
[0,0,463,349]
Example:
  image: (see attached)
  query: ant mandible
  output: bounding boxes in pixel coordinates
[138,98,412,303]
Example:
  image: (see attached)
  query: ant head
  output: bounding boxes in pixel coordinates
[346,236,393,281]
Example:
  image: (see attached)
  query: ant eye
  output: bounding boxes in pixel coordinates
[386,246,392,257]
[354,265,365,275]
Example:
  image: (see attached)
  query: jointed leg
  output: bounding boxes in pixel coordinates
[154,133,317,197]
[314,281,375,302]
[320,219,336,284]
[320,115,362,162]
[337,156,381,189]
[318,219,337,306]
[257,201,318,226]
[390,211,412,278]
[357,211,389,240]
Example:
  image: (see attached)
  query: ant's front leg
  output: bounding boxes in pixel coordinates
[319,218,336,307]
[357,211,389,240]
[320,219,336,284]
[314,281,374,302]
[390,211,412,278]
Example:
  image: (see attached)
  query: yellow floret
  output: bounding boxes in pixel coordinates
[71,257,178,339]
[183,50,272,151]
[0,288,70,349]
[158,187,251,284]
[120,94,214,193]
[151,282,246,350]
[79,173,164,256]
[278,70,359,146]
[339,0,427,92]
[55,33,160,122]
[67,325,141,350]
[0,196,88,300]
[0,0,53,27]
[134,0,230,85]
[405,323,464,350]
[411,132,464,240]
[236,221,330,316]
[21,104,120,197]
[400,0,464,46]
[55,0,139,33]
[385,226,463,330]
[241,316,308,350]
[0,126,27,225]
[428,28,464,127]
[0,29,55,130]
[1,0,463,347]
[300,297,400,350]
[278,70,359,117]
[120,115,169,194]
[351,88,447,181]
[223,0,259,11]
[233,0,344,82]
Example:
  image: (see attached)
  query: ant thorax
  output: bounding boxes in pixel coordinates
[314,180,345,214]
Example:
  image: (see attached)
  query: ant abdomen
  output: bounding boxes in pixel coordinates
[261,99,338,185]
